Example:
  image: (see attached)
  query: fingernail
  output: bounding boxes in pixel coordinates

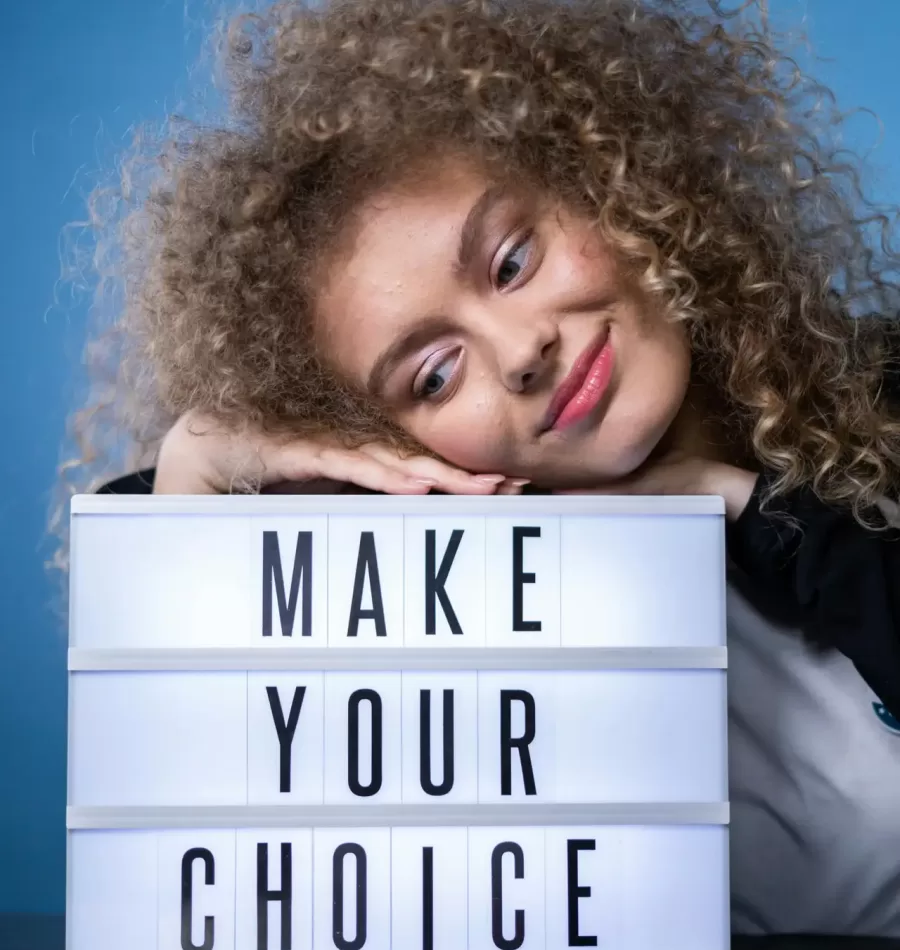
[509,478,530,487]
[410,477,437,485]
[474,474,505,484]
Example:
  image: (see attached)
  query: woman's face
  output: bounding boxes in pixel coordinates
[317,162,692,486]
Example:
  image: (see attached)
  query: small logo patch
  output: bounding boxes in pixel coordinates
[873,702,900,735]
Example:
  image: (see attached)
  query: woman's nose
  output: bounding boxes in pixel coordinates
[498,321,559,393]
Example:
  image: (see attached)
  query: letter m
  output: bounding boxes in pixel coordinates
[262,531,313,638]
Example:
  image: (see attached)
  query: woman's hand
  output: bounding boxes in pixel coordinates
[154,410,526,496]
[556,452,759,522]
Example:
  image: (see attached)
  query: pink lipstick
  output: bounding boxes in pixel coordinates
[542,329,614,433]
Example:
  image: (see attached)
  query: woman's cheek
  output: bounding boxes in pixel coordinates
[407,403,514,474]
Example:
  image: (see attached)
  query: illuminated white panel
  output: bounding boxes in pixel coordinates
[468,826,546,950]
[247,673,325,805]
[70,496,726,651]
[614,824,730,950]
[69,672,247,806]
[560,514,726,647]
[404,516,486,646]
[71,513,251,648]
[68,824,729,950]
[327,516,405,647]
[67,495,729,950]
[235,830,314,950]
[477,672,559,803]
[390,827,469,950]
[543,824,730,949]
[157,831,236,950]
[544,826,622,947]
[312,828,391,949]
[323,672,403,804]
[249,516,329,646]
[552,669,727,803]
[68,830,158,950]
[485,517,561,647]
[69,668,725,806]
[400,672,479,804]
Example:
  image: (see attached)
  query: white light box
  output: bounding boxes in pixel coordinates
[68,669,726,806]
[67,494,731,949]
[70,497,726,649]
[68,824,729,950]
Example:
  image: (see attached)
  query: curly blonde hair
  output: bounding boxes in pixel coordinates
[56,0,900,560]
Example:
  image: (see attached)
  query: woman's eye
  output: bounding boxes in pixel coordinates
[416,352,457,399]
[496,235,532,288]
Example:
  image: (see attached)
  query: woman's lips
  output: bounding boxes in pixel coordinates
[542,329,614,433]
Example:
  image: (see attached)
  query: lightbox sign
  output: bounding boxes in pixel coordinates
[66,494,730,949]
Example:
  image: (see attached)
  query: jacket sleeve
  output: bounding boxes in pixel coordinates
[96,468,156,494]
[726,473,900,719]
[94,467,374,495]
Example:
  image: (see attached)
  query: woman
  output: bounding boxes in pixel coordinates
[68,0,900,935]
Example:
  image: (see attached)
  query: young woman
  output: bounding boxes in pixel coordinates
[68,0,900,936]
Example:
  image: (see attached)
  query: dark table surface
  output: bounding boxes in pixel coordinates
[3,915,899,950]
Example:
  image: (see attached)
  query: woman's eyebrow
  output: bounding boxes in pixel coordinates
[454,183,511,277]
[367,316,456,398]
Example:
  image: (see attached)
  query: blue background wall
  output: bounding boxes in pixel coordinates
[2,0,899,917]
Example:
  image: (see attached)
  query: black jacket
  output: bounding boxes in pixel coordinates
[97,464,900,719]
